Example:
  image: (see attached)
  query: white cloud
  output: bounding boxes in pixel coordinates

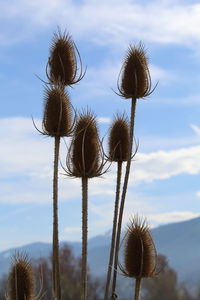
[133,146,200,183]
[190,124,200,136]
[1,0,200,49]
[2,117,200,204]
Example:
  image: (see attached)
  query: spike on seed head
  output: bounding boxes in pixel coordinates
[118,43,152,99]
[121,216,157,279]
[67,112,103,178]
[8,253,34,300]
[47,30,84,86]
[108,115,129,162]
[42,86,72,137]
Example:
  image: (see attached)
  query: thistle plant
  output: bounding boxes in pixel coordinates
[35,29,85,300]
[120,216,157,300]
[104,115,130,300]
[65,111,105,300]
[111,44,154,299]
[42,85,73,300]
[7,253,35,300]
[12,28,158,300]
[47,30,84,86]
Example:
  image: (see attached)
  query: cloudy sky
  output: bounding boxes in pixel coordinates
[1,0,200,251]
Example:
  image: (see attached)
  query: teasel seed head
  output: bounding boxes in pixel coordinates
[118,44,152,99]
[121,216,157,279]
[47,29,84,86]
[8,253,34,300]
[42,85,72,137]
[66,111,105,178]
[108,114,129,162]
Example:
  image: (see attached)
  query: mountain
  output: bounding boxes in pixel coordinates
[1,216,200,288]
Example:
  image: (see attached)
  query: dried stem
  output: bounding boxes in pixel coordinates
[111,98,137,298]
[104,161,122,300]
[52,136,61,300]
[81,177,88,300]
[134,278,142,300]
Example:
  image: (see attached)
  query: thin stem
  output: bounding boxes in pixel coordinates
[52,136,61,300]
[81,177,88,300]
[111,98,137,299]
[134,278,142,300]
[104,161,122,300]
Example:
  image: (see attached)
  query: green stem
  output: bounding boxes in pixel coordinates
[134,278,142,300]
[104,161,122,300]
[111,98,137,299]
[52,136,61,300]
[81,177,88,300]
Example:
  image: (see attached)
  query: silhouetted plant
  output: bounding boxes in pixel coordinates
[65,111,106,300]
[47,29,85,86]
[120,216,157,300]
[7,253,36,300]
[111,44,154,300]
[104,114,130,300]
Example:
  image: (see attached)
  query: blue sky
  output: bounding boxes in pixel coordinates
[1,0,200,251]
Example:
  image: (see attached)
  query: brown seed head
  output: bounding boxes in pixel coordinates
[47,30,84,86]
[118,44,152,99]
[42,86,72,137]
[8,253,34,300]
[122,216,157,279]
[67,112,103,178]
[108,115,129,162]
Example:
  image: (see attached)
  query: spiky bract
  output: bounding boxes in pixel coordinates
[108,115,129,162]
[47,30,84,86]
[42,86,72,137]
[67,112,103,178]
[8,253,34,300]
[118,44,152,99]
[122,216,157,279]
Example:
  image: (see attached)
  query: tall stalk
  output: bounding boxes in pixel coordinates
[134,278,141,300]
[111,98,137,298]
[52,135,61,300]
[104,161,122,300]
[81,177,88,300]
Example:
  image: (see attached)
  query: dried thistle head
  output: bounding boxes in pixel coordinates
[47,30,84,86]
[42,85,72,137]
[118,44,152,99]
[66,111,105,178]
[108,114,129,162]
[121,216,157,279]
[8,253,34,300]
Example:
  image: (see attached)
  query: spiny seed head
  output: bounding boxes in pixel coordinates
[8,253,34,300]
[118,44,152,99]
[42,86,72,137]
[122,216,157,279]
[47,30,84,86]
[67,112,103,178]
[108,115,129,162]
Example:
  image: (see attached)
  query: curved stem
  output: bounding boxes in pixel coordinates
[111,98,137,299]
[52,136,61,300]
[81,177,88,300]
[134,278,142,300]
[104,161,122,300]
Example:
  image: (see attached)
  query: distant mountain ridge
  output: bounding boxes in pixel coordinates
[1,217,200,288]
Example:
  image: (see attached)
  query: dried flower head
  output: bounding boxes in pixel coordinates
[47,30,84,86]
[108,115,129,162]
[121,216,157,279]
[8,253,34,300]
[42,86,72,137]
[66,112,104,178]
[118,44,152,99]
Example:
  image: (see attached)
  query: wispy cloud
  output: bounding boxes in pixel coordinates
[1,117,200,204]
[1,0,200,49]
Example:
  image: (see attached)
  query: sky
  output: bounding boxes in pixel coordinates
[1,0,200,251]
